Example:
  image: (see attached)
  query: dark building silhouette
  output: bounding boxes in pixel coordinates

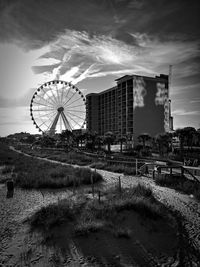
[86,74,173,140]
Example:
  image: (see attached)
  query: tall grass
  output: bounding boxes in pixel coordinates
[15,145,93,166]
[30,184,171,236]
[0,142,103,189]
[90,161,137,175]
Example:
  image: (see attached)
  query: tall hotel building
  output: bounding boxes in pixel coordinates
[86,74,173,140]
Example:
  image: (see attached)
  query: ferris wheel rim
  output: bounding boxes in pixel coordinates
[30,80,86,134]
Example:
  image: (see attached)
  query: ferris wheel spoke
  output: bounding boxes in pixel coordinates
[32,101,54,108]
[64,112,82,128]
[49,86,60,105]
[32,108,55,112]
[33,110,57,121]
[38,119,51,129]
[46,119,54,131]
[39,90,57,106]
[64,96,83,108]
[55,83,61,106]
[66,109,85,113]
[63,90,77,106]
[44,111,58,122]
[60,84,67,104]
[37,111,57,126]
[62,86,71,105]
[66,111,85,121]
[67,103,85,109]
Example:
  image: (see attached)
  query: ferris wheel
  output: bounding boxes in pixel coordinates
[30,80,86,135]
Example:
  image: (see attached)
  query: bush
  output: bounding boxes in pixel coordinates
[90,162,107,169]
[29,184,173,239]
[30,199,74,230]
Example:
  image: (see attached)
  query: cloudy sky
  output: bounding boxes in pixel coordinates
[0,0,199,136]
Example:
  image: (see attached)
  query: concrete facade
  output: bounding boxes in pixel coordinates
[86,74,172,139]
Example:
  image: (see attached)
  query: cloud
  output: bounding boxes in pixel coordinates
[172,109,200,116]
[190,99,200,104]
[31,30,200,87]
[171,83,200,96]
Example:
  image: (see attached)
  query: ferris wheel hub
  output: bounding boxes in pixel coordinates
[57,106,64,112]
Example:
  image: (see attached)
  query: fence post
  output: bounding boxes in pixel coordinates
[152,170,155,179]
[91,173,94,197]
[136,159,138,175]
[170,167,172,178]
[98,190,101,203]
[118,176,121,193]
[7,180,14,191]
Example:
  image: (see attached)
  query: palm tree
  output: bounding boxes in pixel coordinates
[182,127,196,149]
[137,133,151,151]
[194,129,200,147]
[95,135,104,151]
[156,133,172,157]
[85,131,97,151]
[174,128,188,160]
[117,135,127,153]
[59,130,74,148]
[104,131,115,154]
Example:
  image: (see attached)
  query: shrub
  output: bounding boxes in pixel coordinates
[29,184,173,239]
[30,199,74,230]
[90,162,106,169]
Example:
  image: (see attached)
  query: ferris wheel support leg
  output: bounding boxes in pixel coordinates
[49,112,60,135]
[61,111,72,131]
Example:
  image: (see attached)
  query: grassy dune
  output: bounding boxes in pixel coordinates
[0,142,103,189]
[29,184,172,234]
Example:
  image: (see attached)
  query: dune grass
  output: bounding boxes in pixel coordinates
[15,144,94,166]
[29,184,171,237]
[0,142,103,189]
[16,145,139,175]
[90,161,137,175]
